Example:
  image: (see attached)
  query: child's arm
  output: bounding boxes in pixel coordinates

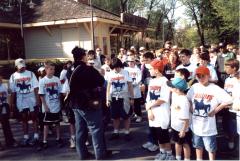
[179,119,189,138]
[39,95,50,112]
[106,81,111,107]
[127,82,134,106]
[146,99,166,111]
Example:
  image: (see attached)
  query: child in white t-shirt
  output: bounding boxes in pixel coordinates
[224,59,240,146]
[106,58,134,141]
[38,61,63,150]
[145,59,174,160]
[167,77,191,160]
[9,58,39,146]
[124,56,142,122]
[187,66,232,160]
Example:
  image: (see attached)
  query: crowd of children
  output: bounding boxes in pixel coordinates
[0,41,239,160]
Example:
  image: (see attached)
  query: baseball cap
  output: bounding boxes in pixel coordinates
[218,42,226,48]
[38,66,45,72]
[149,59,164,72]
[15,58,26,69]
[196,66,210,75]
[139,47,145,51]
[167,77,188,92]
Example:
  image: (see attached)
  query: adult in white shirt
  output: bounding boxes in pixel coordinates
[187,66,232,160]
[59,61,72,84]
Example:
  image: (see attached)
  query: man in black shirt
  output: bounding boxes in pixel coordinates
[67,47,106,160]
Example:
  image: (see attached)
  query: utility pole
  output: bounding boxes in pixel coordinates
[90,0,95,50]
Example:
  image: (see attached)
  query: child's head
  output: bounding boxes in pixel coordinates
[110,58,123,73]
[15,58,26,72]
[195,66,210,85]
[38,66,46,78]
[127,56,136,68]
[167,77,188,94]
[44,61,55,76]
[175,68,190,80]
[146,59,164,77]
[104,56,111,65]
[224,59,239,75]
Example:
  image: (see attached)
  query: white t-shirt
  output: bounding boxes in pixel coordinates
[187,83,232,136]
[176,63,197,80]
[207,65,218,82]
[39,76,62,113]
[9,70,38,110]
[60,69,67,82]
[124,66,142,98]
[107,69,132,98]
[224,75,239,96]
[171,94,190,132]
[0,84,8,114]
[61,79,70,94]
[230,80,240,135]
[146,76,170,129]
[101,64,111,80]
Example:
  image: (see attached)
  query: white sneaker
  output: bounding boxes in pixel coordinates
[147,144,159,152]
[165,154,175,160]
[155,152,167,160]
[69,138,76,149]
[136,117,142,122]
[142,141,153,149]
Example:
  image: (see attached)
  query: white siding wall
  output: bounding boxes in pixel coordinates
[24,23,110,59]
[25,27,63,59]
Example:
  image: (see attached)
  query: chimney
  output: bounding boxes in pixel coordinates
[73,0,89,5]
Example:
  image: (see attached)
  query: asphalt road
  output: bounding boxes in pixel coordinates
[0,111,239,160]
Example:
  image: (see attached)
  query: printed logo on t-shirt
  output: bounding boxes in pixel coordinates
[111,76,125,92]
[130,72,137,82]
[0,91,7,105]
[16,77,31,94]
[193,93,213,117]
[45,82,59,100]
[149,86,161,100]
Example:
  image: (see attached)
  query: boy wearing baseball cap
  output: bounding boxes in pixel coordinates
[145,59,174,160]
[167,78,191,160]
[9,58,40,146]
[187,66,232,160]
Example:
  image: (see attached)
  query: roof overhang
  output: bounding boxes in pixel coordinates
[0,23,20,28]
[23,17,120,28]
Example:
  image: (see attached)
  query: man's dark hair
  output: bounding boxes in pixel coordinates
[110,58,123,69]
[179,49,191,56]
[199,52,210,62]
[143,51,154,60]
[72,46,86,61]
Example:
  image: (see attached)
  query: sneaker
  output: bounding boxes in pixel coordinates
[155,152,167,160]
[56,138,64,148]
[147,144,159,152]
[142,141,153,149]
[165,154,175,160]
[20,138,29,147]
[10,141,19,148]
[109,133,119,140]
[69,138,76,149]
[124,134,132,141]
[37,142,48,151]
[135,116,142,122]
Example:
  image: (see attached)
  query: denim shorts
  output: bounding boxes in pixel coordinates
[192,133,217,152]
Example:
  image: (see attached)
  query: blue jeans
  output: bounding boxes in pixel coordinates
[192,133,217,153]
[73,108,105,160]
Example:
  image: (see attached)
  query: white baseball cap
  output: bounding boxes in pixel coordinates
[139,47,145,51]
[15,58,26,69]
